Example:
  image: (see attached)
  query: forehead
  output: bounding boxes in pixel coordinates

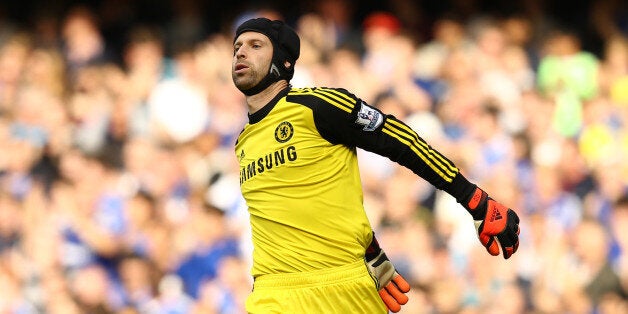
[234,31,271,44]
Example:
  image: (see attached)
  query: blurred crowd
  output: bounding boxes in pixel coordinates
[0,0,627,313]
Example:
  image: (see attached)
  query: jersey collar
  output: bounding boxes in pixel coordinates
[248,87,291,124]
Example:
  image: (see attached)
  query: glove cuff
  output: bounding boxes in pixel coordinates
[365,233,382,261]
[464,187,489,220]
[443,173,490,221]
[443,173,477,204]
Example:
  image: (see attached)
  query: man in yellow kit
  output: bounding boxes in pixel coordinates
[232,17,520,313]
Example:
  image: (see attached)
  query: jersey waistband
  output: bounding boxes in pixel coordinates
[253,259,370,290]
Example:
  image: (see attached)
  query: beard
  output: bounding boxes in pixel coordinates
[232,62,269,92]
[232,72,257,91]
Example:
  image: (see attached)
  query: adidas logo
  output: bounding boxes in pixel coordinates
[490,209,503,222]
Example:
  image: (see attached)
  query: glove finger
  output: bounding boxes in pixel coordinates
[507,210,521,250]
[379,289,402,313]
[500,240,515,259]
[511,209,520,224]
[392,273,411,293]
[485,236,501,256]
[386,282,409,305]
[496,222,519,259]
[478,231,499,256]
[500,222,518,248]
[496,230,515,257]
[508,230,520,257]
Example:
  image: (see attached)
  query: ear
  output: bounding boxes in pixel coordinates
[284,60,292,69]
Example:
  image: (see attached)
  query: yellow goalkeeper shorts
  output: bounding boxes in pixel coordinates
[246,259,387,314]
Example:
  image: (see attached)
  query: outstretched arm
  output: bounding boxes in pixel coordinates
[291,87,521,259]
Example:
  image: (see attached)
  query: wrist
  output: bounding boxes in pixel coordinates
[365,233,382,260]
[464,187,489,221]
[442,173,489,220]
[442,173,479,204]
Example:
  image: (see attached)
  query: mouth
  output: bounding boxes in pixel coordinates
[234,63,249,73]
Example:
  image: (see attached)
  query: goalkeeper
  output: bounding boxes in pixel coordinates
[231,17,520,313]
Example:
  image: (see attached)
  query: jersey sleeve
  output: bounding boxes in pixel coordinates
[287,87,473,196]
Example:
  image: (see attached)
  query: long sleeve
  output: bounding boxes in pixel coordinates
[287,87,477,203]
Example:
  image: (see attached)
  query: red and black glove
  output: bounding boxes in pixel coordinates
[464,187,520,259]
[365,233,411,313]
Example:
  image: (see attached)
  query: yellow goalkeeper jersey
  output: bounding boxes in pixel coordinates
[235,87,460,277]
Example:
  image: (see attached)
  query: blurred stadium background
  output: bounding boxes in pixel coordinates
[0,0,627,313]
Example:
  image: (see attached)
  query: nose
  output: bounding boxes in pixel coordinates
[235,46,246,59]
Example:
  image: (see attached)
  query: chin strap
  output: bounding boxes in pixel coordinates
[241,63,281,96]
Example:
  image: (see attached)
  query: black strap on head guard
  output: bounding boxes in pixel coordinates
[234,18,300,96]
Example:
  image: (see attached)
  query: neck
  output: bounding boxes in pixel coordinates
[246,80,289,114]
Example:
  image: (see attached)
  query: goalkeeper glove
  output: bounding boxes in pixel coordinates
[365,233,411,313]
[463,187,520,259]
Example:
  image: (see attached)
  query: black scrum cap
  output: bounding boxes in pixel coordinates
[234,18,300,95]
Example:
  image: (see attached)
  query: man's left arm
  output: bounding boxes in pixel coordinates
[308,88,521,260]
